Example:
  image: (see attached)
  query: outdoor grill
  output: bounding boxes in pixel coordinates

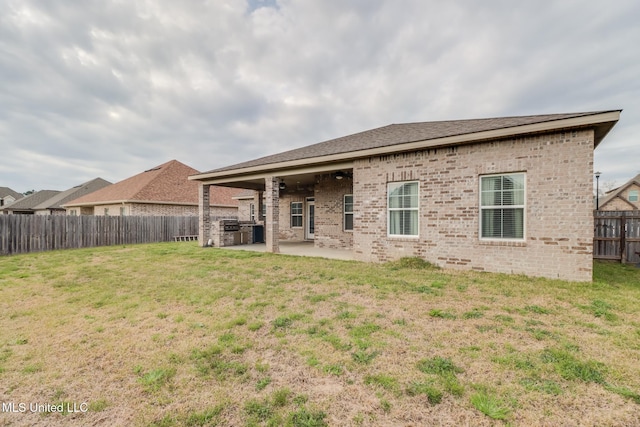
[222,220,239,232]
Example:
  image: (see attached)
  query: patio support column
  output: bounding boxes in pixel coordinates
[256,191,264,222]
[265,176,280,253]
[198,183,211,246]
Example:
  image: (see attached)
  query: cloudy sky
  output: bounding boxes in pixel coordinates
[1,0,638,193]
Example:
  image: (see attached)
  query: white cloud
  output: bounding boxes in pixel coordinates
[1,0,638,192]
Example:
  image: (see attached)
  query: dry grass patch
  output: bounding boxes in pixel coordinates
[0,245,639,426]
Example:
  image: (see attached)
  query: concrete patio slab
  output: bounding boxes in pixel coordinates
[220,241,355,261]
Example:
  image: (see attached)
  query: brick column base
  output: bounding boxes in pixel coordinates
[198,184,211,246]
[256,191,264,222]
[265,177,280,253]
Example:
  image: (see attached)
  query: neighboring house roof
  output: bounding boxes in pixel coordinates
[35,178,113,211]
[64,159,239,208]
[191,110,620,180]
[599,173,640,209]
[1,190,61,213]
[0,187,24,200]
[0,179,113,213]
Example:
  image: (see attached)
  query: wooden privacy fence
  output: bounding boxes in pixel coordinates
[0,215,199,256]
[594,211,640,264]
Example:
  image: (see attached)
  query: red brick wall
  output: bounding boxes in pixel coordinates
[314,174,353,249]
[352,129,595,281]
[277,193,311,241]
[89,202,237,218]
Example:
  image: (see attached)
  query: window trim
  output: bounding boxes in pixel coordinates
[387,181,420,238]
[629,190,639,202]
[344,194,354,232]
[479,172,526,242]
[290,201,303,228]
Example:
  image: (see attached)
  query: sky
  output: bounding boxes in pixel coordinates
[1,0,639,194]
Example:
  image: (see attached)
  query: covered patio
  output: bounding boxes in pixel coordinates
[191,161,354,254]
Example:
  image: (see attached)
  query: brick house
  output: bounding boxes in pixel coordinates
[598,173,640,211]
[0,187,24,208]
[1,179,111,215]
[64,160,240,217]
[46,178,114,215]
[191,111,621,281]
[0,190,61,215]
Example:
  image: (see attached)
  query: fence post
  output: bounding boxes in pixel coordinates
[620,215,627,264]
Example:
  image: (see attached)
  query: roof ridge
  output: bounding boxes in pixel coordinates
[129,159,199,201]
[388,110,618,127]
[194,110,621,177]
[129,159,179,200]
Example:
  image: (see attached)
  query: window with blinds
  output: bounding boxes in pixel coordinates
[388,181,419,237]
[291,202,303,227]
[344,194,354,231]
[480,173,525,240]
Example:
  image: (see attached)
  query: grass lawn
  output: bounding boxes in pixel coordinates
[0,243,639,426]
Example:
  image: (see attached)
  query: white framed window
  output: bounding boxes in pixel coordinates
[344,194,354,231]
[291,202,303,228]
[629,190,638,202]
[480,173,525,240]
[250,203,255,221]
[387,181,419,237]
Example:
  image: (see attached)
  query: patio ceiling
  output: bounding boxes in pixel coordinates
[194,162,354,192]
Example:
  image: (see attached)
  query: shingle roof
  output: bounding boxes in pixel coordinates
[599,173,640,209]
[200,111,619,175]
[36,178,112,210]
[1,190,61,212]
[0,187,23,200]
[64,160,239,207]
